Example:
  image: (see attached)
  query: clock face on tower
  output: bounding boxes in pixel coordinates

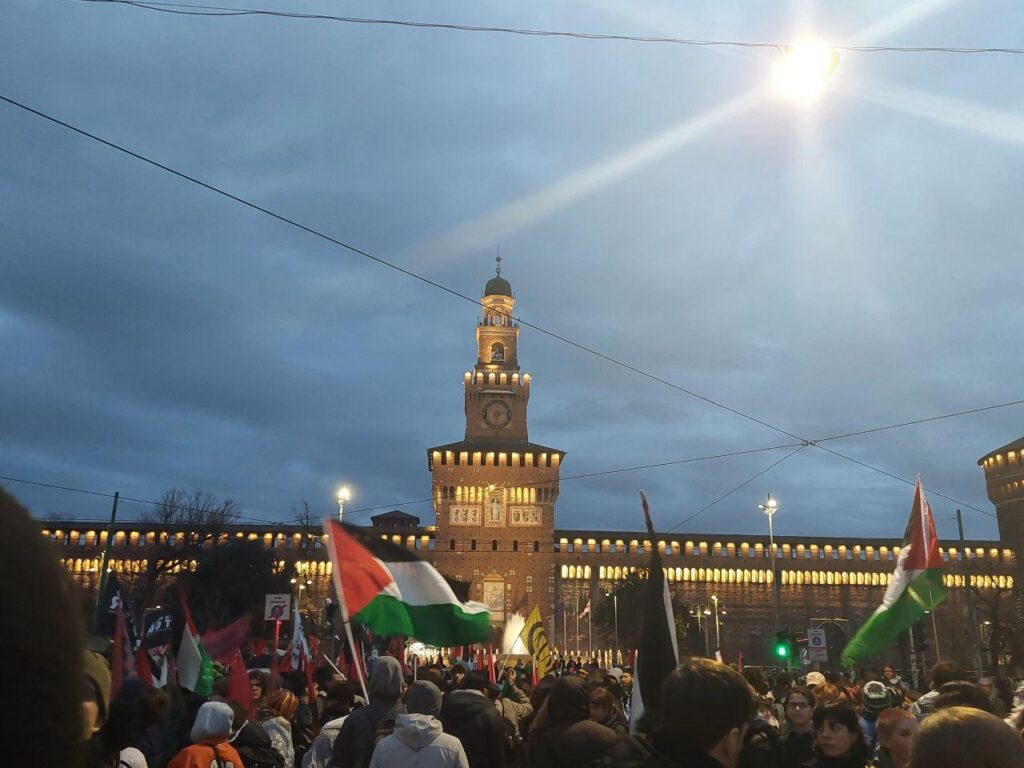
[482,399,512,428]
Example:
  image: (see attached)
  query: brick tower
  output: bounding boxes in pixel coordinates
[979,436,1024,650]
[427,261,562,633]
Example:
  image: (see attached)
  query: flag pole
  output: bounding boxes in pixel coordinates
[929,588,941,658]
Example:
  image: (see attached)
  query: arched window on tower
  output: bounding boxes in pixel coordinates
[490,342,505,362]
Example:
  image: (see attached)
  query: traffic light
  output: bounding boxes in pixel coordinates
[774,631,791,660]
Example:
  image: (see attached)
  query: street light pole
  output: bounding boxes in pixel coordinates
[703,605,712,656]
[712,595,721,651]
[760,494,782,632]
[336,486,351,522]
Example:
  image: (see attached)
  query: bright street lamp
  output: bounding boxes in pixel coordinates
[774,41,839,103]
[711,595,722,651]
[759,494,782,633]
[336,486,351,522]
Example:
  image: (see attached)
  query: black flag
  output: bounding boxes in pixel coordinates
[631,491,679,734]
[96,573,138,645]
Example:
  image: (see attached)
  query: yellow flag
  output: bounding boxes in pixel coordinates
[519,606,553,678]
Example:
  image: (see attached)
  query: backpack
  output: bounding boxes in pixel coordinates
[361,717,397,768]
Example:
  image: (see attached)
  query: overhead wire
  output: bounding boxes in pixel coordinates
[665,444,808,532]
[78,0,1024,56]
[0,93,1013,526]
[1,441,803,523]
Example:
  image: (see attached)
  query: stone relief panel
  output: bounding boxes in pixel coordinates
[448,505,481,526]
[509,505,543,526]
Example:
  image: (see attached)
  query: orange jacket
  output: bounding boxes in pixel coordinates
[167,739,245,768]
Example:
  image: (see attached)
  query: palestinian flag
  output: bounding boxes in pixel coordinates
[177,592,214,696]
[841,478,947,666]
[324,519,490,647]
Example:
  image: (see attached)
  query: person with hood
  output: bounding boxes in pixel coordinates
[223,699,285,768]
[440,670,508,768]
[524,676,617,768]
[369,681,469,768]
[333,656,406,768]
[588,687,628,736]
[168,701,244,768]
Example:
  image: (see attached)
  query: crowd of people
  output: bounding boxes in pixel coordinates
[75,646,1024,768]
[6,488,1024,768]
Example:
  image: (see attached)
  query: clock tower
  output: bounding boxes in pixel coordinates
[427,260,562,633]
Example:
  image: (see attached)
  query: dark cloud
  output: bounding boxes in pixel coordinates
[1,0,1020,542]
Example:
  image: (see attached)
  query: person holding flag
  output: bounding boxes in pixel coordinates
[841,478,948,668]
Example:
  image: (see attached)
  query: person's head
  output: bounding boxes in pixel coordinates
[882,665,898,681]
[451,663,466,687]
[321,681,359,723]
[620,669,633,690]
[315,665,343,692]
[191,701,235,743]
[876,708,917,768]
[782,687,816,731]
[910,706,1024,768]
[813,683,842,705]
[530,674,557,710]
[503,666,517,684]
[936,681,995,714]
[860,680,895,719]
[2,488,85,768]
[406,681,443,717]
[368,656,404,702]
[742,668,769,697]
[136,686,170,727]
[547,675,590,726]
[82,650,112,739]
[259,688,299,722]
[813,703,871,761]
[977,677,994,698]
[419,667,445,691]
[930,661,965,692]
[774,671,794,689]
[461,670,489,693]
[804,671,826,689]
[248,669,267,702]
[655,658,757,768]
[589,687,616,722]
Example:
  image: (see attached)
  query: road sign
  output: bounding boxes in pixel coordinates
[264,594,292,621]
[807,627,828,662]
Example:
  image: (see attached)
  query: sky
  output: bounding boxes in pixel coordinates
[1,0,1022,543]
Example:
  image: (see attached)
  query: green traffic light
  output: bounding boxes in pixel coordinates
[774,644,787,657]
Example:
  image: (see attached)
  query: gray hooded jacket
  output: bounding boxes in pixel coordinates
[368,714,469,768]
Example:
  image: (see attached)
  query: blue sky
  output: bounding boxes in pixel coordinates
[1,0,1021,542]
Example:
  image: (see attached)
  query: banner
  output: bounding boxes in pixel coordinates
[143,611,174,651]
[519,606,554,678]
[96,573,138,644]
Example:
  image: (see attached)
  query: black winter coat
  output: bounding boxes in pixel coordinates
[439,690,507,768]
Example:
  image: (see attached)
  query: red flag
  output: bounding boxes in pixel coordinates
[201,615,251,664]
[476,647,483,670]
[229,647,254,720]
[270,620,282,678]
[487,644,496,685]
[134,647,154,686]
[111,603,138,696]
[305,658,319,736]
[531,660,539,687]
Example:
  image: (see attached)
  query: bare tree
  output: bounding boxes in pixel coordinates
[973,584,1020,672]
[130,489,239,620]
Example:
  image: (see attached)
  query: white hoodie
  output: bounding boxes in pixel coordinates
[368,714,469,768]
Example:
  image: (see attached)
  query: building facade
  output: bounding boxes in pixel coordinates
[44,269,1021,670]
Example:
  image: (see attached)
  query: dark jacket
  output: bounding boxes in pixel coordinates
[781,729,815,768]
[811,754,871,768]
[333,657,406,768]
[602,733,728,768]
[528,719,617,768]
[229,720,285,768]
[599,709,630,737]
[440,690,507,768]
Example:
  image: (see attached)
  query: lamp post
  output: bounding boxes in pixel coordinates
[711,595,722,651]
[605,590,619,656]
[336,486,351,522]
[759,494,782,632]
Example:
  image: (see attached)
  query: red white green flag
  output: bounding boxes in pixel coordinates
[324,519,490,647]
[841,478,947,666]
